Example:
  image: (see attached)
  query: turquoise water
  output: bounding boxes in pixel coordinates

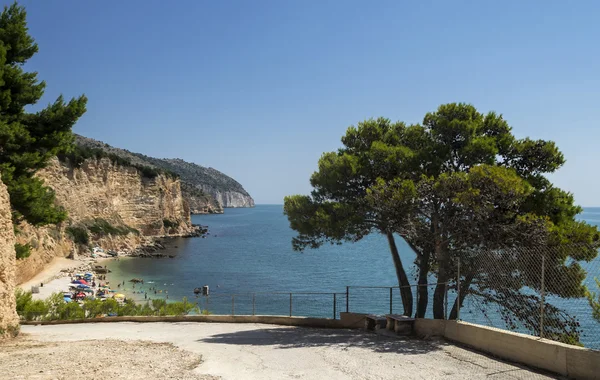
[105,204,600,348]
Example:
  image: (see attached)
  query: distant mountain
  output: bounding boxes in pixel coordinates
[74,135,255,210]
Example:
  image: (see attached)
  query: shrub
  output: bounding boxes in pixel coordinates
[163,218,179,229]
[66,226,89,245]
[15,243,31,259]
[88,218,138,236]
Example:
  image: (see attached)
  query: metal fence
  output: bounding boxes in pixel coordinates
[194,291,347,319]
[457,247,600,350]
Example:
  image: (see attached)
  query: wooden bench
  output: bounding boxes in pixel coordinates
[385,314,415,335]
[364,314,387,331]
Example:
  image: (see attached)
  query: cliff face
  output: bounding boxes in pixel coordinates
[200,186,256,208]
[0,175,19,338]
[15,157,194,284]
[72,135,255,211]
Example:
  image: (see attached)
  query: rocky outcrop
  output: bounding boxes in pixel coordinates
[15,157,195,284]
[202,188,255,208]
[0,174,19,338]
[180,182,223,214]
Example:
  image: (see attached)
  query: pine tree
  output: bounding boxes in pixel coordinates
[0,2,87,226]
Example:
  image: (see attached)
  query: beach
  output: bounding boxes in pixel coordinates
[16,253,176,306]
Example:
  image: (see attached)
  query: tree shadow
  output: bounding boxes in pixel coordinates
[197,327,446,355]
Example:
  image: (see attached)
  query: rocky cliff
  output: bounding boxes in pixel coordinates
[74,135,255,210]
[0,175,19,338]
[15,157,194,284]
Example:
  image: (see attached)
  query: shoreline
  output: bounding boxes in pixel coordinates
[16,230,202,304]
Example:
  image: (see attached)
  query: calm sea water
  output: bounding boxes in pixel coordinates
[105,205,600,348]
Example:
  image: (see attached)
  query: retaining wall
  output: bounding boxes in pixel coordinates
[416,319,600,380]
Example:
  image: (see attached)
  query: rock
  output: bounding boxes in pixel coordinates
[0,174,19,339]
[15,157,196,284]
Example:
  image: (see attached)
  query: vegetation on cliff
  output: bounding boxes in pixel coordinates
[74,134,253,207]
[0,3,87,227]
[57,145,178,180]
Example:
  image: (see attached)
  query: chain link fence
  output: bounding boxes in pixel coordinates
[457,245,600,350]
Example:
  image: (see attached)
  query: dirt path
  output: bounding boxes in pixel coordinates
[8,322,560,380]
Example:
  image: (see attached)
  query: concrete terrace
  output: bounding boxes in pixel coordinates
[10,322,560,380]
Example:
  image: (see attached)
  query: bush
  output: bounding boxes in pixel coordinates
[15,290,202,321]
[15,243,31,259]
[66,226,89,245]
[163,218,179,229]
[88,218,139,236]
[58,145,178,180]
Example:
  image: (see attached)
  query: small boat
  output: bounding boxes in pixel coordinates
[193,288,201,295]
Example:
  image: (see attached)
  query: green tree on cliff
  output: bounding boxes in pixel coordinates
[284,103,599,331]
[0,3,87,226]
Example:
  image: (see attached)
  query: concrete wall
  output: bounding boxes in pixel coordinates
[339,312,368,329]
[414,318,446,338]
[437,320,600,380]
[21,314,347,329]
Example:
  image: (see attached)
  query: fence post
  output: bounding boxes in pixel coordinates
[457,258,461,321]
[232,295,235,316]
[389,287,393,315]
[333,293,337,319]
[540,255,545,339]
[346,286,349,313]
[252,293,256,316]
[289,293,293,317]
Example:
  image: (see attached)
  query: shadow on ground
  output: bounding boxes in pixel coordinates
[197,327,446,354]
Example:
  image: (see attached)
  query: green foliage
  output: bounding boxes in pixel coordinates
[284,103,599,332]
[66,226,89,245]
[57,145,178,179]
[87,218,139,236]
[0,3,87,226]
[15,290,201,321]
[587,279,600,322]
[14,242,31,259]
[162,218,179,229]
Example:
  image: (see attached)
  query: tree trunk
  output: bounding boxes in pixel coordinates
[433,272,448,319]
[416,249,430,318]
[449,271,475,320]
[386,231,413,316]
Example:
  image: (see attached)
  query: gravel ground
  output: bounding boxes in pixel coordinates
[7,322,561,380]
[0,337,218,380]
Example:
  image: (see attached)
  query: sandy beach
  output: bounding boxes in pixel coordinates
[17,256,118,301]
[18,257,80,290]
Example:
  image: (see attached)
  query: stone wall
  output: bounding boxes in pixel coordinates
[0,175,19,338]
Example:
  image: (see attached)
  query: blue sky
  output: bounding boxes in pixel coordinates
[14,0,600,205]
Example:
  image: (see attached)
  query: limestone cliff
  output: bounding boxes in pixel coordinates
[0,175,19,338]
[15,157,194,284]
[73,135,255,210]
[201,186,255,208]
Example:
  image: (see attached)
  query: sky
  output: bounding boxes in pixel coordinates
[12,0,600,205]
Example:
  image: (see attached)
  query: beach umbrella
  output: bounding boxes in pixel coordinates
[76,284,90,289]
[114,293,125,298]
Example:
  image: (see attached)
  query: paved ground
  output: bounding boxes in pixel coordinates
[10,322,560,380]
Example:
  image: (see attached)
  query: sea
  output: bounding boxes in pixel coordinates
[105,205,600,349]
